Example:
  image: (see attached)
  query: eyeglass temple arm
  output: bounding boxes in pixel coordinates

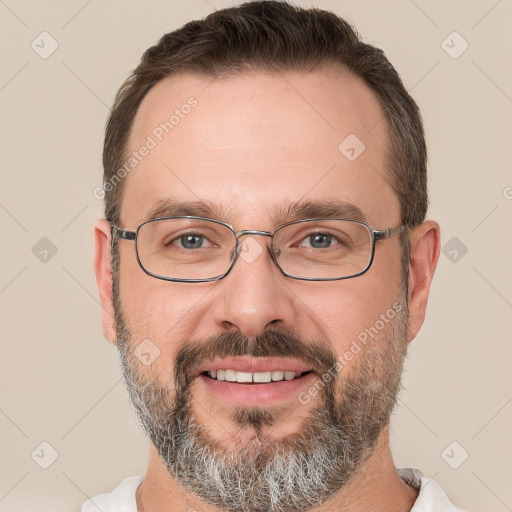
[373,224,411,242]
[110,225,136,251]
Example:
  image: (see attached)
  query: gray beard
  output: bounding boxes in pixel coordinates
[114,299,408,512]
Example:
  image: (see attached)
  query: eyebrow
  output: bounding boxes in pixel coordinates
[143,198,366,225]
[144,198,222,222]
[278,200,366,223]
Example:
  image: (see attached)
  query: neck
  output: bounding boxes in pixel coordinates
[137,427,418,512]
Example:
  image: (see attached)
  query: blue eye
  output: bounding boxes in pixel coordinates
[307,233,332,248]
[178,234,205,249]
[300,232,341,249]
[164,233,211,250]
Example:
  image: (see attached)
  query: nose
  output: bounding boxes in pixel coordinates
[212,235,297,337]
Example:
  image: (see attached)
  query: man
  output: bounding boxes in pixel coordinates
[85,1,465,511]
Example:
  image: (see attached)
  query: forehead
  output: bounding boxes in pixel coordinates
[122,66,399,228]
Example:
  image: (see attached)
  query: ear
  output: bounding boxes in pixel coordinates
[93,219,117,344]
[406,220,441,342]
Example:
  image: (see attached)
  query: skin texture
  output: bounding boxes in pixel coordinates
[94,65,440,511]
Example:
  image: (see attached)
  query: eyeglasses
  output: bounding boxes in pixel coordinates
[110,216,409,283]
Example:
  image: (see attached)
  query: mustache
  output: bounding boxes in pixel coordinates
[173,329,339,391]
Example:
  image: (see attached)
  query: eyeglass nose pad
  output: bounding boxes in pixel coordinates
[230,238,256,264]
[233,240,280,261]
[231,241,246,263]
[271,246,281,257]
[269,245,281,265]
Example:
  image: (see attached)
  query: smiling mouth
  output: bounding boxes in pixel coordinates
[202,369,314,384]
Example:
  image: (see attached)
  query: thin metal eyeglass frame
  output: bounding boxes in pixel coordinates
[110,216,410,283]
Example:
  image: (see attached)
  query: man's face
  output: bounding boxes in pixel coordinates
[113,66,408,511]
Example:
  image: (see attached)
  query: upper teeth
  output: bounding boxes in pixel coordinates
[208,369,301,382]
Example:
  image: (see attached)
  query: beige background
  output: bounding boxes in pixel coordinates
[1,1,511,511]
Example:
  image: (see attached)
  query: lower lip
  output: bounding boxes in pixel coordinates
[197,372,317,406]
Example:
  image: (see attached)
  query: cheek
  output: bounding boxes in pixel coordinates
[298,265,403,356]
[117,251,210,369]
[119,243,177,329]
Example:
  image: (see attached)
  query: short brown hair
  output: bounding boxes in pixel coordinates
[103,0,427,231]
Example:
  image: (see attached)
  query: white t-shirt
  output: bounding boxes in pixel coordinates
[81,468,468,512]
